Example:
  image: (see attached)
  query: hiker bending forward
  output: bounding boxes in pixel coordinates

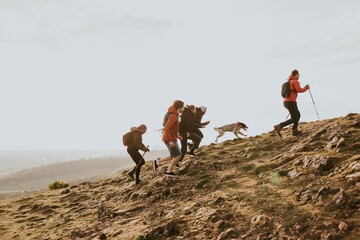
[152,100,184,177]
[274,69,310,137]
[179,105,202,160]
[127,124,149,184]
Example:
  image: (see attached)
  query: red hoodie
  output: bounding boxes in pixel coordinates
[284,75,308,102]
[162,106,180,142]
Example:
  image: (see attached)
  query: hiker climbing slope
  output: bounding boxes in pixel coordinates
[123,124,149,184]
[152,100,184,177]
[274,69,310,137]
[179,105,202,160]
[190,106,209,150]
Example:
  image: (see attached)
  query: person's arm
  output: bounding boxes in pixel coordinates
[292,80,308,93]
[133,133,146,150]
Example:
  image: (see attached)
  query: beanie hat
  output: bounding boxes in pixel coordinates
[200,106,207,113]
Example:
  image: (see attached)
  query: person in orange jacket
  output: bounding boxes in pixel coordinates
[274,69,310,137]
[151,100,184,177]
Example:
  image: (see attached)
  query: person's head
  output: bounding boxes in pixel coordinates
[199,106,207,114]
[173,100,185,113]
[188,105,196,113]
[291,69,300,79]
[137,124,147,134]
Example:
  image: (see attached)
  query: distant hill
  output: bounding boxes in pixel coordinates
[0,150,168,193]
[0,113,359,239]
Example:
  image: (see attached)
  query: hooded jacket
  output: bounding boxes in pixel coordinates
[162,106,180,142]
[284,75,308,102]
[129,127,146,151]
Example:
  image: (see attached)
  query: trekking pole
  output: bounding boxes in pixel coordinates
[141,145,149,160]
[309,89,320,120]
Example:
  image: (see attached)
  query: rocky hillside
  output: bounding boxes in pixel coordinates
[0,113,359,240]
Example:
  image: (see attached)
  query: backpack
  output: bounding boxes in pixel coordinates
[122,131,134,146]
[162,112,175,127]
[281,81,291,98]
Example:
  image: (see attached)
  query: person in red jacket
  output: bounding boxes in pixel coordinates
[274,69,310,137]
[152,100,184,177]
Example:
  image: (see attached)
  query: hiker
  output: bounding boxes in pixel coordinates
[126,124,149,184]
[274,69,310,137]
[179,105,202,161]
[188,106,210,150]
[151,100,184,177]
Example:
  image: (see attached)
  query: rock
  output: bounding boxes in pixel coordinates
[215,220,227,230]
[60,188,70,194]
[332,189,348,206]
[217,228,237,240]
[212,196,225,205]
[323,220,334,227]
[303,155,336,173]
[336,138,345,148]
[338,221,348,232]
[320,232,333,240]
[287,169,299,178]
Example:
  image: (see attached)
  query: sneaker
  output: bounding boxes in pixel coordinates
[292,129,302,136]
[128,172,134,181]
[151,160,158,173]
[165,171,177,177]
[274,124,282,138]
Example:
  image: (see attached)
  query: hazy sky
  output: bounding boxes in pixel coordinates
[1,0,359,150]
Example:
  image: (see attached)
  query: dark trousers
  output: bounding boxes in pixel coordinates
[127,146,145,182]
[193,128,204,139]
[280,101,301,129]
[180,132,202,161]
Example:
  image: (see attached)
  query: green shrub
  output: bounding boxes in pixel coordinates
[48,181,69,190]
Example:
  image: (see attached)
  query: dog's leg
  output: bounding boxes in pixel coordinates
[239,130,247,137]
[215,130,224,142]
[233,130,240,139]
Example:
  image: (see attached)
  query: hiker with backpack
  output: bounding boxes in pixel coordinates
[179,105,202,161]
[151,100,184,177]
[274,69,310,137]
[123,124,149,184]
[188,106,209,150]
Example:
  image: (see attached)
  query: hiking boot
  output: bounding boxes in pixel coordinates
[292,129,302,136]
[128,172,134,181]
[135,179,141,185]
[187,142,194,149]
[165,171,177,177]
[151,159,159,173]
[274,124,282,138]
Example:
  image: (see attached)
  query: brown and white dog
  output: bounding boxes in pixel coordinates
[214,122,248,142]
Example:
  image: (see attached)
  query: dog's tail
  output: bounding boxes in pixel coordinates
[214,127,219,131]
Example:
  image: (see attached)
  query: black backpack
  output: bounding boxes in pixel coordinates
[122,131,134,146]
[281,81,291,98]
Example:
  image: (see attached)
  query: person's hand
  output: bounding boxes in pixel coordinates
[204,121,210,125]
[186,133,190,137]
[178,135,183,141]
[143,147,150,152]
[169,141,175,147]
[306,84,310,89]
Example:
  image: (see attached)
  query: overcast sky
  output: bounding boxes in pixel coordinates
[1,0,359,150]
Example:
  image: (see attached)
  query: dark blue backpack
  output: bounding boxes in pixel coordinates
[281,81,291,98]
